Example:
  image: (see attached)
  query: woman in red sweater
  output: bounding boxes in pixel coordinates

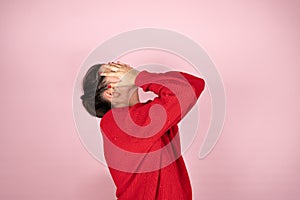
[80,61,205,200]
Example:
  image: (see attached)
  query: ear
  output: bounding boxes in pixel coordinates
[103,89,113,100]
[103,89,120,100]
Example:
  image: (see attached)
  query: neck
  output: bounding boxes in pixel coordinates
[129,88,140,106]
[112,87,140,108]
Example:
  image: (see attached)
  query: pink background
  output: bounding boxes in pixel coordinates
[1,0,300,199]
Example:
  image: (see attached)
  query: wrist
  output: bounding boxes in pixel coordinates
[132,69,140,85]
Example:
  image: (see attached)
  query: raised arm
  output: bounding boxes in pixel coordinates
[133,70,205,139]
[100,62,205,140]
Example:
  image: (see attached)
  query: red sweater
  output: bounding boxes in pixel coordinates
[100,70,205,200]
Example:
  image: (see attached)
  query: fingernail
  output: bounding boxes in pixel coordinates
[108,84,111,88]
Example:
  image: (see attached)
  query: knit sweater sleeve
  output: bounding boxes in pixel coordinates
[134,70,205,139]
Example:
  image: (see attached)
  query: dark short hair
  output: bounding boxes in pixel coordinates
[80,64,111,118]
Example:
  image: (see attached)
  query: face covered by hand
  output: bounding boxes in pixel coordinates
[99,61,140,107]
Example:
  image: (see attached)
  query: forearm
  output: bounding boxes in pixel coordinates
[135,70,205,101]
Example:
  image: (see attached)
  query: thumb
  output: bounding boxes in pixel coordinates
[109,81,133,88]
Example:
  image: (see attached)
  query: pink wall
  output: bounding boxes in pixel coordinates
[1,0,300,199]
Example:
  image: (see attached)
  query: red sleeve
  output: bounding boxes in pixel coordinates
[134,70,205,139]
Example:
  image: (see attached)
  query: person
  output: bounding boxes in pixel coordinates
[80,61,205,200]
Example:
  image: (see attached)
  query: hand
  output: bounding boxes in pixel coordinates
[100,61,140,88]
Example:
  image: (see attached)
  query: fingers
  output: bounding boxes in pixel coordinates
[108,62,121,67]
[108,82,118,88]
[100,71,121,77]
[117,61,130,67]
[100,62,126,76]
[108,61,124,66]
[101,64,120,72]
[108,62,126,70]
[109,61,131,68]
[113,61,129,66]
[106,82,118,89]
[109,80,133,88]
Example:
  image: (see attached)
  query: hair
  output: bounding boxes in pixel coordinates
[80,63,111,118]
